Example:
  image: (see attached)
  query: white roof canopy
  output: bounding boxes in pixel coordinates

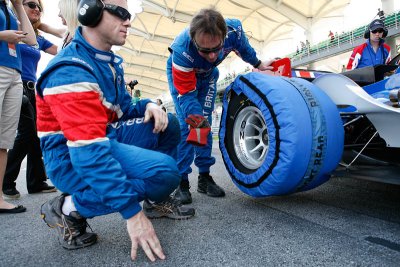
[119,0,350,98]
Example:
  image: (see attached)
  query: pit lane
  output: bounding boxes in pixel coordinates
[1,146,399,266]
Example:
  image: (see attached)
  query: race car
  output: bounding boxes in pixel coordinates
[218,56,400,197]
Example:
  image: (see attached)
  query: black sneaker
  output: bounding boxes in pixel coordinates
[29,182,57,194]
[40,194,98,250]
[2,188,21,199]
[172,180,192,204]
[143,197,195,220]
[197,173,226,197]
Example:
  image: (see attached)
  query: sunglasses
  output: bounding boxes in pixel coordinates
[23,2,42,12]
[104,4,131,21]
[193,38,223,54]
[371,29,384,34]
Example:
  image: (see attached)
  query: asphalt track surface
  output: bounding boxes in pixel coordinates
[1,146,400,266]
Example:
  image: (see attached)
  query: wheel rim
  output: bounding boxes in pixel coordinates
[233,106,268,170]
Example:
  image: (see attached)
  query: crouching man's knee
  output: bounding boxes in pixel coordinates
[156,113,181,160]
[162,113,181,147]
[145,167,181,203]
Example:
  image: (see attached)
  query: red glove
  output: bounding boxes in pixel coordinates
[185,114,211,146]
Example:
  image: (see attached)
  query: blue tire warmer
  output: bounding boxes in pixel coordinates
[219,72,344,197]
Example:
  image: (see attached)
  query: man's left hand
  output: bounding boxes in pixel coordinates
[257,59,275,71]
[144,102,168,133]
[127,211,165,262]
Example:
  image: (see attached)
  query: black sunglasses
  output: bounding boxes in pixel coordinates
[104,4,131,21]
[193,38,223,54]
[371,29,384,34]
[23,2,42,12]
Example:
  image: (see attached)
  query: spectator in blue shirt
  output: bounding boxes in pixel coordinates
[2,0,58,199]
[0,0,36,213]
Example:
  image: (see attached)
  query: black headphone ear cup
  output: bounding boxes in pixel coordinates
[382,28,388,38]
[364,29,370,39]
[78,0,105,27]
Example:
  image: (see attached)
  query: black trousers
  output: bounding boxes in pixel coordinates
[2,82,47,193]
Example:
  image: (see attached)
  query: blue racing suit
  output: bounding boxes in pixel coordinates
[347,39,391,70]
[166,19,260,180]
[36,27,181,220]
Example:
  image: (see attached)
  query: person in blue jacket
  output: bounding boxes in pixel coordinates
[38,0,194,262]
[167,8,273,204]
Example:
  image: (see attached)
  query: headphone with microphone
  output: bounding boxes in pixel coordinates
[78,0,106,27]
[363,19,388,39]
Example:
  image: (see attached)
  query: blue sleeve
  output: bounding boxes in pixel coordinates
[38,35,54,52]
[227,19,259,66]
[169,51,203,117]
[119,86,152,120]
[178,90,203,118]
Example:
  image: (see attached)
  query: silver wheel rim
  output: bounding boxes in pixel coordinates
[233,106,268,170]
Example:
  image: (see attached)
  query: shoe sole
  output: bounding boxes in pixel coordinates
[3,193,21,199]
[197,188,225,197]
[58,234,98,250]
[29,188,58,194]
[197,189,225,197]
[197,188,207,194]
[144,210,195,220]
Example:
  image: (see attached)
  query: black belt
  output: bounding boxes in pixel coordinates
[23,80,35,90]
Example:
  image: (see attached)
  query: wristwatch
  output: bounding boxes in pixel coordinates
[253,59,262,68]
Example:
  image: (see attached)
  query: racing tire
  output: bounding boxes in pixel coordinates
[219,72,344,197]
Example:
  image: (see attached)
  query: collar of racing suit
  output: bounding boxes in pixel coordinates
[72,26,124,66]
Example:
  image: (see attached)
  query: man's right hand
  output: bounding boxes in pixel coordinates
[144,102,168,134]
[127,210,166,262]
